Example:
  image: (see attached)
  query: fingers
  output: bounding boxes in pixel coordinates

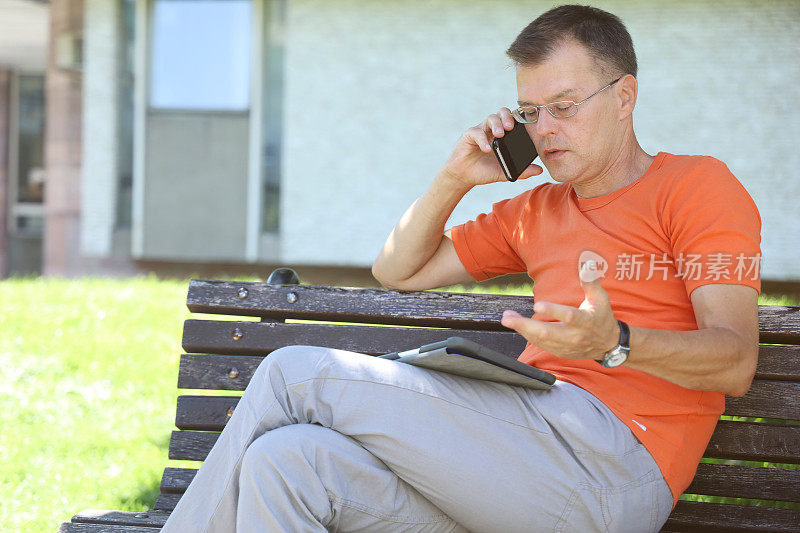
[465,126,493,153]
[501,310,552,340]
[533,301,581,324]
[455,108,533,185]
[578,261,611,306]
[483,107,515,139]
[463,107,520,151]
[466,108,518,155]
[517,163,544,180]
[581,277,608,306]
[497,107,516,132]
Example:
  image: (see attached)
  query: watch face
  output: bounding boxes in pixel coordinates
[603,347,629,368]
[606,352,627,367]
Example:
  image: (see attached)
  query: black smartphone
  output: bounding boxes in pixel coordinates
[492,121,538,182]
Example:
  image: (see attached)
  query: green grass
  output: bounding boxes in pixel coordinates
[0,275,255,531]
[1,276,189,532]
[0,276,797,532]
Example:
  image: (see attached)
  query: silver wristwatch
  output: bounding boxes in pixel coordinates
[601,320,630,368]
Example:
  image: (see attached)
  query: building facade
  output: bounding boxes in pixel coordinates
[0,0,49,278]
[1,0,799,285]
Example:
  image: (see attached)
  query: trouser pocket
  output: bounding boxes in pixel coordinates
[554,468,666,533]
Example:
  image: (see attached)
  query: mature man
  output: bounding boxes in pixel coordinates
[162,5,760,532]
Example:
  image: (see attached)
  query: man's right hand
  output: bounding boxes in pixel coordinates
[373,108,544,291]
[440,107,544,189]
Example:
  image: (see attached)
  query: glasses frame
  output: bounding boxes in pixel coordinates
[512,76,623,124]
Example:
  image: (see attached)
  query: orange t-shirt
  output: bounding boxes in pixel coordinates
[449,152,761,507]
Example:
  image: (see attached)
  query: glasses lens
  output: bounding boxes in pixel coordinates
[514,107,538,123]
[548,101,577,118]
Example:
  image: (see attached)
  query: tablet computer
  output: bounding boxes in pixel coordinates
[378,336,556,389]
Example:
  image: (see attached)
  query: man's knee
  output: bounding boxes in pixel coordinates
[240,424,327,477]
[254,345,336,381]
[268,344,326,363]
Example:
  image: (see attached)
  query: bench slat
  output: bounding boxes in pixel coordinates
[161,467,195,493]
[69,510,168,528]
[174,378,800,433]
[706,421,800,463]
[58,524,160,532]
[685,463,800,503]
[97,493,800,533]
[187,280,535,330]
[178,353,261,391]
[757,306,800,344]
[157,466,800,531]
[169,419,800,465]
[177,345,800,392]
[181,320,525,359]
[168,430,216,461]
[164,419,800,465]
[181,319,800,380]
[755,345,800,382]
[174,396,240,432]
[152,493,181,512]
[161,463,800,503]
[144,492,800,532]
[159,468,800,530]
[186,280,800,342]
[725,381,800,421]
[663,500,800,532]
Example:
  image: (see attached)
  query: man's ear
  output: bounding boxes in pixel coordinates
[617,74,637,120]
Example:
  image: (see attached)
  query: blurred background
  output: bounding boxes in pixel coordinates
[0,0,798,289]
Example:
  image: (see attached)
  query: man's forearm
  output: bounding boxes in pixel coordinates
[372,170,471,287]
[625,325,758,397]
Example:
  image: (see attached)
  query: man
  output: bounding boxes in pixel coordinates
[163,5,760,532]
[376,0,761,523]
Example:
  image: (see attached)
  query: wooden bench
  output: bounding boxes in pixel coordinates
[59,268,800,532]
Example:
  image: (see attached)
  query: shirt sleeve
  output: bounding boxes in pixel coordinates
[664,157,762,296]
[448,193,530,282]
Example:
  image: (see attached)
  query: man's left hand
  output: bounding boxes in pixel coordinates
[500,262,621,359]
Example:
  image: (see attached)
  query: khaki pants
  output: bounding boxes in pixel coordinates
[161,345,673,532]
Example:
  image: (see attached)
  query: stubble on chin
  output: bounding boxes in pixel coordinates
[546,165,571,184]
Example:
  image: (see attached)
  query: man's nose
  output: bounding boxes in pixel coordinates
[535,107,559,136]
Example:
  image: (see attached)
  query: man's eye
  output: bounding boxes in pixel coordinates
[554,103,572,111]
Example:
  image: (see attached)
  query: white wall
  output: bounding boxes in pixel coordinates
[81,0,120,257]
[0,0,49,71]
[628,0,800,280]
[281,0,525,268]
[282,0,800,279]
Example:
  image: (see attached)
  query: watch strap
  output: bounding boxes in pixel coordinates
[617,319,630,349]
[600,320,630,368]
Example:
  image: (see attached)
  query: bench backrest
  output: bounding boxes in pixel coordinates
[159,275,800,532]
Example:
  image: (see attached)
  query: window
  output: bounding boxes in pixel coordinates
[15,75,45,205]
[150,0,252,111]
[117,0,136,229]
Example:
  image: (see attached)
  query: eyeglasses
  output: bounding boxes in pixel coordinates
[511,76,623,124]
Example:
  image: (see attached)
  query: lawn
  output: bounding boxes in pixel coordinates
[0,276,796,532]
